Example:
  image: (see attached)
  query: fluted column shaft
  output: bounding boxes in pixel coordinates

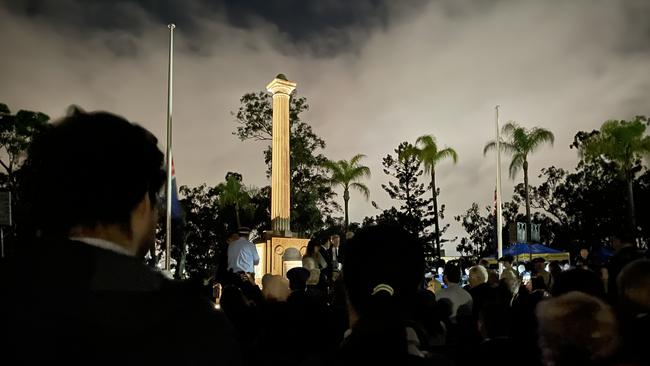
[266,76,296,235]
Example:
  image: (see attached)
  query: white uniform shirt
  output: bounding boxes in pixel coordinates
[437,283,473,320]
[227,237,260,273]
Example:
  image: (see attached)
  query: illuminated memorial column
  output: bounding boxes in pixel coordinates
[266,74,296,236]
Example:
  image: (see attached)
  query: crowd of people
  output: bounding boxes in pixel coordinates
[0,109,648,366]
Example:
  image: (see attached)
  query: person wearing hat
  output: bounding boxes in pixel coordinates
[227,227,260,283]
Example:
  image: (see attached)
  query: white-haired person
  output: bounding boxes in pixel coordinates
[468,265,498,320]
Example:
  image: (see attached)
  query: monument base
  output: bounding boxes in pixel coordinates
[254,236,309,283]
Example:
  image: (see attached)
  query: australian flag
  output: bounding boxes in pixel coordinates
[170,159,183,221]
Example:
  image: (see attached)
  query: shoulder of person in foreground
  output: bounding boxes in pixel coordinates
[163,280,243,365]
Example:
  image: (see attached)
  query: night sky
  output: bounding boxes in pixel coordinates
[2,0,649,254]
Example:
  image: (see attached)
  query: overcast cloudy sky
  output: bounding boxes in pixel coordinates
[1,0,649,254]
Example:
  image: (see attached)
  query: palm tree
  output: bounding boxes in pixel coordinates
[484,122,554,243]
[219,172,249,228]
[412,135,458,257]
[579,117,650,233]
[323,154,371,229]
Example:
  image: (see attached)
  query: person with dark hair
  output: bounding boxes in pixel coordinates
[437,261,473,322]
[548,261,562,290]
[330,234,342,280]
[510,282,542,366]
[552,268,606,300]
[412,290,447,348]
[532,257,551,289]
[498,255,515,269]
[319,234,336,287]
[530,275,550,304]
[287,267,310,292]
[304,239,327,270]
[286,267,328,329]
[487,269,500,288]
[0,110,240,364]
[338,224,448,365]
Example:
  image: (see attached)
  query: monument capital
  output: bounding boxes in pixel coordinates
[266,75,297,96]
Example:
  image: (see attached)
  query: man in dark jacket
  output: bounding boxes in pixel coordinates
[0,109,240,365]
[468,265,499,319]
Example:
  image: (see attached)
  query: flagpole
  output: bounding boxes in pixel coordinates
[495,105,504,260]
[165,23,175,272]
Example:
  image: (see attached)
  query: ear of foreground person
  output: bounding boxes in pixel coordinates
[0,110,241,365]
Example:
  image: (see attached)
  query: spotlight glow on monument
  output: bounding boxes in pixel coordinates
[266,73,296,236]
[256,74,309,280]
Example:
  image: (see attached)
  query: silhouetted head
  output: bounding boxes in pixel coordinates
[341,224,424,360]
[305,239,321,257]
[344,224,423,319]
[552,268,605,300]
[287,267,310,292]
[533,257,546,271]
[487,270,500,288]
[531,275,549,292]
[537,292,619,366]
[444,261,462,285]
[498,255,514,266]
[22,109,164,257]
[617,259,650,312]
[549,261,563,280]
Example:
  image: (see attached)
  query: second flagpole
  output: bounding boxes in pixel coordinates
[495,105,504,261]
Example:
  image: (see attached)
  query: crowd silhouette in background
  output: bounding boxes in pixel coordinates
[0,110,649,366]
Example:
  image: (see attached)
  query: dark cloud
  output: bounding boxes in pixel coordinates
[2,0,428,56]
[618,1,650,54]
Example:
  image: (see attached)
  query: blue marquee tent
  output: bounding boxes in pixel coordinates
[502,243,569,262]
[503,243,562,256]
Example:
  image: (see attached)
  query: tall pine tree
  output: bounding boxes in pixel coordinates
[371,142,450,264]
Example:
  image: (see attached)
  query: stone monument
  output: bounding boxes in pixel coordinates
[255,74,309,280]
[267,74,295,236]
